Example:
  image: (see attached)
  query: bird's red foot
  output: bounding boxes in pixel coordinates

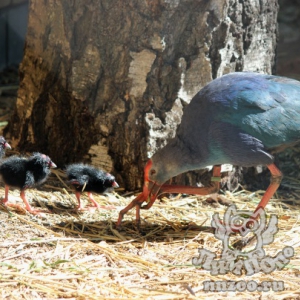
[88,193,115,210]
[1,197,26,213]
[26,207,51,216]
[19,192,51,215]
[77,205,87,211]
[1,202,50,216]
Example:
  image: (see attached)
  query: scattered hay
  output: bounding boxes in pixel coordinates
[0,169,299,299]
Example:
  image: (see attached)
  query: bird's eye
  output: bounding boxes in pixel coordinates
[150,169,156,175]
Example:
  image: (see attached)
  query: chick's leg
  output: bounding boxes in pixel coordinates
[2,188,49,215]
[75,192,115,211]
[20,190,49,215]
[75,191,85,210]
[87,192,115,210]
[1,185,25,212]
[2,185,9,204]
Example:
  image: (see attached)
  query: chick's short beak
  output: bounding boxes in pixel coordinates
[112,181,119,188]
[4,142,11,149]
[50,161,57,168]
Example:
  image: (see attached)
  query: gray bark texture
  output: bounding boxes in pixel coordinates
[5,0,279,190]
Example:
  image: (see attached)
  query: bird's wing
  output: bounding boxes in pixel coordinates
[69,175,89,186]
[214,75,300,149]
[24,171,35,188]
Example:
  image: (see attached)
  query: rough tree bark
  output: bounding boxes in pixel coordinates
[5,0,278,191]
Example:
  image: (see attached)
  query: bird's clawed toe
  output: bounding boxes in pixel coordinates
[27,209,50,218]
[27,208,52,215]
[1,202,50,216]
[2,202,26,213]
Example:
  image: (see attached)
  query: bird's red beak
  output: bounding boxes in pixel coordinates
[4,142,11,149]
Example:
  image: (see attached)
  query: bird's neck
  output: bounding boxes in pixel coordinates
[151,138,205,184]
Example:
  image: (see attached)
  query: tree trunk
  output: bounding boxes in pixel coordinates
[5,0,279,191]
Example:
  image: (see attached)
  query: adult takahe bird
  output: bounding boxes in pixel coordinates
[117,72,300,229]
[0,153,57,214]
[0,136,11,158]
[66,163,119,211]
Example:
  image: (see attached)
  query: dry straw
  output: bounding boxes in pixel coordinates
[0,167,299,299]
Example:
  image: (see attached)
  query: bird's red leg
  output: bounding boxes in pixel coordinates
[251,163,282,219]
[116,166,222,229]
[88,192,100,208]
[20,190,34,212]
[19,190,50,215]
[2,186,50,215]
[116,193,145,228]
[75,191,84,210]
[76,192,116,212]
[227,163,282,232]
[0,185,11,209]
[136,203,141,230]
[2,185,9,204]
[86,192,115,211]
[147,165,221,205]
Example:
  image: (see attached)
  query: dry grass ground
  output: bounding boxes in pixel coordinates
[0,167,299,300]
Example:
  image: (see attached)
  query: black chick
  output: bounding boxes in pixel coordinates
[66,163,119,211]
[0,152,57,214]
[0,136,11,158]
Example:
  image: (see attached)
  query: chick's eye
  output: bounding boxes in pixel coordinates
[150,169,156,175]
